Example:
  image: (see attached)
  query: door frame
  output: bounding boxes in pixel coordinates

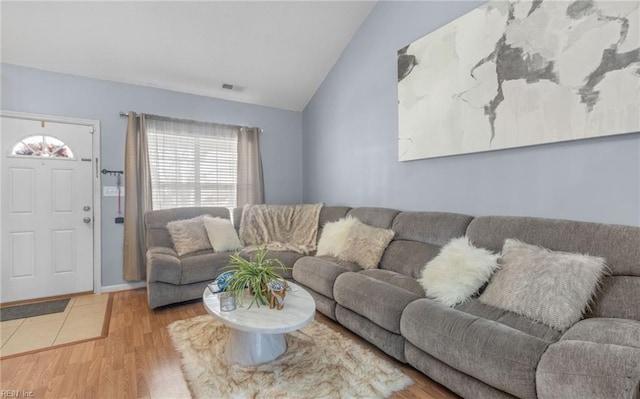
[0,110,102,295]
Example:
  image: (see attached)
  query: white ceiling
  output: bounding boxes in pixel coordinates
[1,1,375,111]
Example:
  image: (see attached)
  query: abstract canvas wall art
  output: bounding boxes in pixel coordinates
[398,1,640,161]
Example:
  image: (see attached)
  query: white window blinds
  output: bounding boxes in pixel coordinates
[146,116,238,210]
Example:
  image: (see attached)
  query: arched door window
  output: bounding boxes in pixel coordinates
[10,135,74,159]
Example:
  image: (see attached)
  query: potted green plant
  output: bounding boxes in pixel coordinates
[222,247,290,308]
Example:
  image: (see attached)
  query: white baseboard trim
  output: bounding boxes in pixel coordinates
[102,281,147,293]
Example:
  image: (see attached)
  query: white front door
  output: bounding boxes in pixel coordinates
[1,115,95,303]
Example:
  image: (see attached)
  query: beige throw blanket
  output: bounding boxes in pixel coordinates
[239,203,323,254]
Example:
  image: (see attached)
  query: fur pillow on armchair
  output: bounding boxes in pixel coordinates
[166,215,212,256]
[419,236,500,307]
[203,216,242,252]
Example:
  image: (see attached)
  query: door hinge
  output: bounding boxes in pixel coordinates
[95,158,99,178]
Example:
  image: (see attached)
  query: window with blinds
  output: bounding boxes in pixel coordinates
[146,117,238,210]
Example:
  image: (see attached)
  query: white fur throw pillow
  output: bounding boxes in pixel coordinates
[166,215,212,257]
[419,237,500,307]
[339,220,395,269]
[316,216,359,257]
[203,216,243,252]
[479,239,607,331]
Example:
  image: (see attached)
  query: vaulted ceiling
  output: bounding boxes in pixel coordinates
[1,1,375,111]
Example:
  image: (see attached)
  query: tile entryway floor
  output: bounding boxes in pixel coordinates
[0,293,110,357]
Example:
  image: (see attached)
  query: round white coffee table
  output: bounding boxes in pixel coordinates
[203,281,316,366]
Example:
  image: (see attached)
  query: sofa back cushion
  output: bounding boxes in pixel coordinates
[317,206,352,240]
[232,207,243,230]
[319,206,352,225]
[467,216,640,321]
[381,212,474,279]
[145,207,231,250]
[347,207,400,229]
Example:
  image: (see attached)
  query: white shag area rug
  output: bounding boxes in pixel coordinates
[167,315,413,399]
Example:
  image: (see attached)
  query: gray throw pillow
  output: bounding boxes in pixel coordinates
[479,239,607,331]
[339,220,395,269]
[166,215,212,256]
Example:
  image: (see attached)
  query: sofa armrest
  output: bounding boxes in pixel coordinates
[148,246,178,257]
[146,247,181,285]
[537,340,640,399]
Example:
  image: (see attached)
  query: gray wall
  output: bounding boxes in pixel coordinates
[1,63,303,287]
[302,1,640,227]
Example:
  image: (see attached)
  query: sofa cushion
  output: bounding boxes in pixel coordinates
[455,299,562,342]
[335,305,406,362]
[536,340,640,399]
[392,211,474,245]
[346,207,400,229]
[358,269,425,296]
[166,215,212,256]
[334,272,420,334]
[296,282,339,320]
[380,211,473,278]
[292,256,360,299]
[480,239,607,331]
[560,318,640,348]
[548,319,640,399]
[232,207,243,229]
[466,216,640,277]
[379,240,442,279]
[401,298,550,399]
[589,275,640,320]
[180,251,232,284]
[420,236,499,307]
[404,343,518,399]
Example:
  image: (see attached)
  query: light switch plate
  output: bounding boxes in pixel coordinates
[103,186,125,197]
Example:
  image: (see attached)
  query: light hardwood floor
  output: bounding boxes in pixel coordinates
[0,288,459,399]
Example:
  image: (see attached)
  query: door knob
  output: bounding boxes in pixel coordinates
[83,217,92,223]
[83,206,91,211]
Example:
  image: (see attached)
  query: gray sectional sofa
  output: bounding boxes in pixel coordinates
[145,205,640,399]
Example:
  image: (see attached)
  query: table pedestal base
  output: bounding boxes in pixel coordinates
[224,329,287,366]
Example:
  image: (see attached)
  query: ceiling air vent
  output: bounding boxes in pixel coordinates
[222,83,245,92]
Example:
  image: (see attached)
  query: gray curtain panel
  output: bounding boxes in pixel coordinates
[237,127,264,206]
[123,113,152,281]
